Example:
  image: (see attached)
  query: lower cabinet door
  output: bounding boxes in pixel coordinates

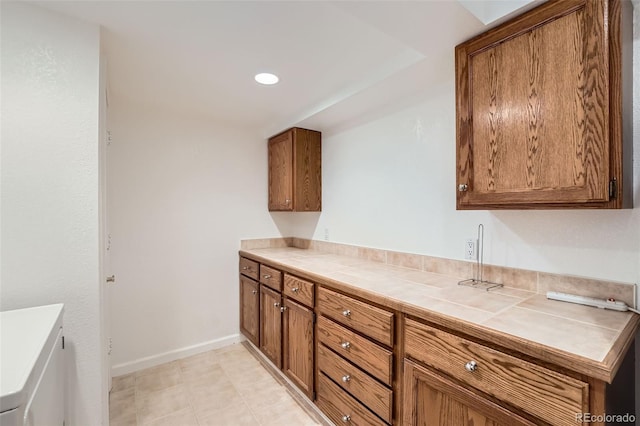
[282,298,314,399]
[239,276,259,346]
[403,360,537,426]
[260,285,282,368]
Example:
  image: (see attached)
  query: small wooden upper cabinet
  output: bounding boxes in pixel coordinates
[268,127,321,212]
[456,0,632,209]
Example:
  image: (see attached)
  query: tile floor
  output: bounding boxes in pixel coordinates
[109,343,325,426]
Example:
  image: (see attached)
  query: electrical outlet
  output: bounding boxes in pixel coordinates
[465,239,477,260]
[324,228,329,241]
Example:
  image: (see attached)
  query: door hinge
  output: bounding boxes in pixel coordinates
[609,179,617,199]
[61,336,65,349]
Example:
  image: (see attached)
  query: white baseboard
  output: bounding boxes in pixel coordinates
[111,334,246,377]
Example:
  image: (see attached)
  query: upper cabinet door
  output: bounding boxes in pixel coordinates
[268,131,294,211]
[456,0,631,209]
[268,127,321,212]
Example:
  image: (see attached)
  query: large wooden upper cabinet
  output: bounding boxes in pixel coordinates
[456,0,632,209]
[268,127,321,212]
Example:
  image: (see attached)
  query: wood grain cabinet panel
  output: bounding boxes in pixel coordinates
[283,274,314,307]
[239,275,259,346]
[239,257,258,280]
[260,285,282,368]
[405,318,588,426]
[456,0,632,209]
[317,287,394,347]
[403,360,537,426]
[259,264,282,291]
[317,344,392,423]
[317,316,392,386]
[282,298,314,399]
[317,373,387,426]
[268,127,321,212]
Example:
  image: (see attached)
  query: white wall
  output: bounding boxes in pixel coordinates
[305,10,640,298]
[107,98,283,372]
[0,2,106,425]
[303,5,640,420]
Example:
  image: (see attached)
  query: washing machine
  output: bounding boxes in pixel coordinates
[0,304,65,426]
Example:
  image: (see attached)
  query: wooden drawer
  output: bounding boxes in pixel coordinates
[317,316,392,386]
[259,264,282,291]
[283,274,314,307]
[317,373,387,426]
[318,344,392,423]
[404,318,588,426]
[239,257,258,280]
[317,287,393,347]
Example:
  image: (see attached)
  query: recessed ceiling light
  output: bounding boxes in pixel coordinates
[255,73,279,85]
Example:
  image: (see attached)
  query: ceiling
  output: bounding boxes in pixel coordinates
[33,0,539,137]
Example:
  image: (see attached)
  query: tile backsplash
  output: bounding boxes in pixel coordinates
[241,238,637,308]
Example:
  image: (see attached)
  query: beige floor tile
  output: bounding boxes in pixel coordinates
[242,386,295,413]
[190,386,246,420]
[110,418,138,426]
[226,365,275,390]
[179,350,219,367]
[187,372,234,401]
[136,361,180,378]
[253,399,314,425]
[181,361,225,384]
[136,366,183,395]
[136,384,191,424]
[178,351,220,379]
[141,408,198,426]
[110,344,324,426]
[112,373,136,392]
[109,388,136,424]
[197,403,260,426]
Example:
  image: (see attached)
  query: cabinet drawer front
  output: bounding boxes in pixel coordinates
[317,287,393,347]
[283,274,314,307]
[317,373,387,426]
[259,265,282,291]
[318,344,392,423]
[239,257,258,280]
[318,316,392,385]
[404,318,588,426]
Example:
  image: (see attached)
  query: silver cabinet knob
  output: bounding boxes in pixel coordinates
[285,199,291,204]
[342,415,351,423]
[263,274,272,279]
[342,309,351,317]
[280,306,286,313]
[341,341,351,349]
[465,360,478,372]
[241,266,248,270]
[274,302,280,307]
[292,287,299,293]
[458,183,469,192]
[252,290,257,295]
[342,375,351,383]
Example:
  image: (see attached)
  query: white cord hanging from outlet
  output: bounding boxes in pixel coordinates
[464,238,477,260]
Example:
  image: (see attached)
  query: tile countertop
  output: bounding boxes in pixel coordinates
[239,247,640,384]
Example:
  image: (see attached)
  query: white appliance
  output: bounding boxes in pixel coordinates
[1,304,65,426]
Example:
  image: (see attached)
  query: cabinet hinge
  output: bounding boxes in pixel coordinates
[61,336,65,349]
[313,313,317,324]
[609,178,617,199]
[312,391,316,401]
